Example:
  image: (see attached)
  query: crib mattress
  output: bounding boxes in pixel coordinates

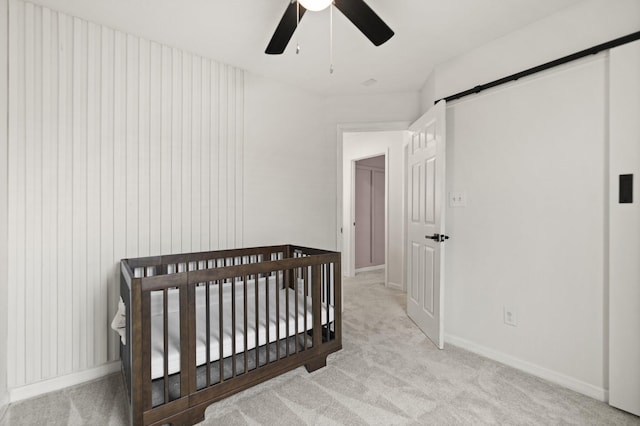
[150,277,334,379]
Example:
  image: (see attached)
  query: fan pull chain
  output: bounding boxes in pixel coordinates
[296,1,301,54]
[329,2,334,73]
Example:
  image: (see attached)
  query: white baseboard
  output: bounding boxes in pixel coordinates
[444,333,607,402]
[387,281,403,291]
[9,361,121,403]
[354,265,385,273]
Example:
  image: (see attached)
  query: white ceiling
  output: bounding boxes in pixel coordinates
[30,0,586,95]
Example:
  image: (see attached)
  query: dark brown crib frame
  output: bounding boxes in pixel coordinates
[120,245,342,426]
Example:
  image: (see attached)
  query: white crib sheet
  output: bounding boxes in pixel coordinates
[150,277,334,379]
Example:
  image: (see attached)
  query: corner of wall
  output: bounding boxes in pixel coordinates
[0,0,9,412]
[445,334,608,401]
[418,70,436,115]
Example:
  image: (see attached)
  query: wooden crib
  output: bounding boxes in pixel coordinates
[120,245,342,426]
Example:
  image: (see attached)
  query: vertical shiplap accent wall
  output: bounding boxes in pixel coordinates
[6,0,244,389]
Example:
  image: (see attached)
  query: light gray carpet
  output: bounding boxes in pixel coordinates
[1,270,638,425]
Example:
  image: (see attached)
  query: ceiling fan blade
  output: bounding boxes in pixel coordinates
[265,2,307,55]
[334,0,394,46]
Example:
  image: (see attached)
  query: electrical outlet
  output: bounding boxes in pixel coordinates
[449,191,467,207]
[503,306,517,327]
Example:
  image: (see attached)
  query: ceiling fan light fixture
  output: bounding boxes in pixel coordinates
[298,0,332,12]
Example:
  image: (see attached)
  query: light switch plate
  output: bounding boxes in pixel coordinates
[449,191,467,207]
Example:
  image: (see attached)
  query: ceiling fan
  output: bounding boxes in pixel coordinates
[265,0,394,55]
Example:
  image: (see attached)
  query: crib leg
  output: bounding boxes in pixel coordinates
[156,403,208,426]
[305,356,327,373]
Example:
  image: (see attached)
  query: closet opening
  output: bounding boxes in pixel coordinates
[354,155,386,272]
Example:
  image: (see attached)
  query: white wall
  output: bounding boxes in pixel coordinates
[243,73,334,250]
[327,92,420,125]
[343,131,407,289]
[421,0,640,108]
[244,87,420,255]
[609,40,640,416]
[0,0,9,413]
[6,0,244,400]
[444,56,608,398]
[419,72,436,117]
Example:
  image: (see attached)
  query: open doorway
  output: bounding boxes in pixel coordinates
[340,128,408,290]
[354,155,385,272]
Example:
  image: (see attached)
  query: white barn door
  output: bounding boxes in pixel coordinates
[406,101,447,349]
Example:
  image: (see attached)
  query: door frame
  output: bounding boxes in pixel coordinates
[336,121,410,286]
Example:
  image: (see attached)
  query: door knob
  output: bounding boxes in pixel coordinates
[426,233,450,242]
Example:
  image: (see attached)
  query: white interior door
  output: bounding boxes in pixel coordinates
[406,100,446,349]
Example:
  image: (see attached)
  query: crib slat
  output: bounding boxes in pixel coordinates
[187,283,197,394]
[163,289,169,404]
[254,272,259,368]
[142,291,152,410]
[218,279,223,383]
[312,264,322,349]
[294,268,299,354]
[231,276,236,378]
[275,271,280,361]
[265,271,270,364]
[303,266,308,351]
[325,264,329,342]
[243,275,248,375]
[205,282,211,387]
[177,284,189,397]
[285,269,290,358]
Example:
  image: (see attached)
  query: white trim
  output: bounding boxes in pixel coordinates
[387,281,403,291]
[9,361,120,402]
[444,333,607,402]
[337,121,411,134]
[355,265,385,273]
